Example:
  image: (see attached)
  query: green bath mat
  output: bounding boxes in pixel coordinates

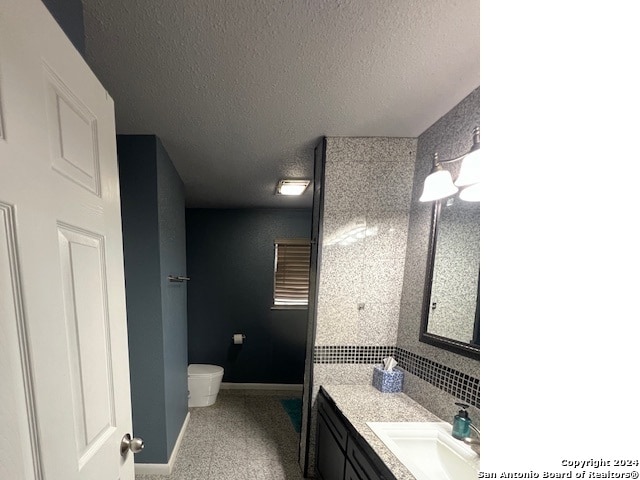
[280,398,302,433]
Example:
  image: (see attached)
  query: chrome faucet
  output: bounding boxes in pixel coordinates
[460,423,480,456]
[463,423,480,445]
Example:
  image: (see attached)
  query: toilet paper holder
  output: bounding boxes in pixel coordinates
[232,334,246,341]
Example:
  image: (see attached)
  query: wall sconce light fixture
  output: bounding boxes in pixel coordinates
[419,127,480,202]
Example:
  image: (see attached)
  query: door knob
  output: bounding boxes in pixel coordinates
[120,433,144,456]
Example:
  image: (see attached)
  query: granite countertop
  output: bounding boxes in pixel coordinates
[321,384,445,480]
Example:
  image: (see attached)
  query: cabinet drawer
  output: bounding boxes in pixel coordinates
[317,390,348,449]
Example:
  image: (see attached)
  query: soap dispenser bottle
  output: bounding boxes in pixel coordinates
[452,402,471,439]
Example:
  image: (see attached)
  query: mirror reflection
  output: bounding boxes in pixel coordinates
[421,196,480,358]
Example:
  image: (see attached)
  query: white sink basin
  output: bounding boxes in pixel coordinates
[366,422,479,480]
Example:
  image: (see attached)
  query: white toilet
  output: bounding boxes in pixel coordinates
[188,364,224,407]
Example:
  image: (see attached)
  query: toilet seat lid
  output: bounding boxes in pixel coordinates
[188,364,224,376]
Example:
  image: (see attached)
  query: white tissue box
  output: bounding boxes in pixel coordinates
[372,364,404,393]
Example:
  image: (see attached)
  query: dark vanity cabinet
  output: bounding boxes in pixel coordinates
[315,388,395,480]
[316,407,347,479]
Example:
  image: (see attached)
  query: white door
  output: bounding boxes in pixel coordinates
[0,0,136,479]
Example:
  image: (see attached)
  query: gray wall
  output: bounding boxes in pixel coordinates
[301,90,481,472]
[398,86,481,425]
[185,208,311,384]
[314,138,417,348]
[118,135,188,464]
[303,137,417,473]
[41,0,85,56]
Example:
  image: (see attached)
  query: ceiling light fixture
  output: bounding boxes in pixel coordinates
[419,127,480,202]
[276,179,311,196]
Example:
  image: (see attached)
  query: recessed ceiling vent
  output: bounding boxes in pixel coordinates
[276,179,310,196]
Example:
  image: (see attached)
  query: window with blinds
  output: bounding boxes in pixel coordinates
[273,239,311,307]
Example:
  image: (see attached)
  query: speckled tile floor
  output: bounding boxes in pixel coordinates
[135,390,306,480]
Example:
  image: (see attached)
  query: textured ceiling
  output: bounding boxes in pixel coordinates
[80,0,479,208]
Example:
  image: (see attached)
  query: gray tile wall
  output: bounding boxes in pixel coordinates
[305,137,416,473]
[316,137,417,348]
[397,86,481,425]
[301,88,481,475]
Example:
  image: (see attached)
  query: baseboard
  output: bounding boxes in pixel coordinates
[134,411,190,476]
[221,382,303,392]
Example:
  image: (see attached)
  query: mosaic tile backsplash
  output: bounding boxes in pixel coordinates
[313,345,480,409]
[313,345,396,364]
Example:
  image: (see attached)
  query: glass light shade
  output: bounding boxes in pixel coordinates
[459,183,480,202]
[454,148,480,187]
[419,169,458,202]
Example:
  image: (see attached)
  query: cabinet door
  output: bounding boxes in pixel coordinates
[345,461,365,480]
[347,436,386,480]
[316,414,346,480]
[318,390,348,449]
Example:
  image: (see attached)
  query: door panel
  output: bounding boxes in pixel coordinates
[0,0,134,478]
[57,225,116,464]
[0,204,41,480]
[44,64,102,196]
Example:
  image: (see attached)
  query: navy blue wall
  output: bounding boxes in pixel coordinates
[41,0,85,56]
[118,135,188,464]
[186,209,311,384]
[117,136,166,463]
[156,139,188,457]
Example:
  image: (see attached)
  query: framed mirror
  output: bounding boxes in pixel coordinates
[419,196,480,359]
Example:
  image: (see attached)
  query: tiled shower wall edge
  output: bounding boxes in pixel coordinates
[313,345,480,409]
